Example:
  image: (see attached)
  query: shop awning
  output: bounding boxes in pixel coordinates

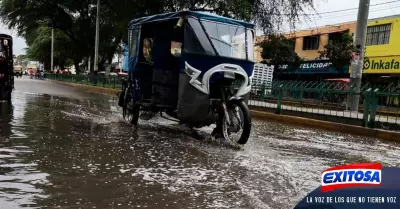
[324,78,350,83]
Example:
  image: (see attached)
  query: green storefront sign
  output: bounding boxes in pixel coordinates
[276,60,349,74]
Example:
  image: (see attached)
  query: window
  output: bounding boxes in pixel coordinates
[187,18,215,55]
[184,22,206,54]
[128,29,140,57]
[0,40,6,58]
[328,32,347,45]
[0,38,11,58]
[143,38,154,62]
[303,36,320,50]
[171,41,182,57]
[247,30,254,61]
[289,39,296,51]
[366,24,391,46]
[202,20,252,60]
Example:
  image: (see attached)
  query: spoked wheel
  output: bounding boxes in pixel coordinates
[220,100,251,145]
[123,104,132,122]
[122,93,140,125]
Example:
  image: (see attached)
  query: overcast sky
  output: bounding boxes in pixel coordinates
[295,0,400,30]
[1,0,400,55]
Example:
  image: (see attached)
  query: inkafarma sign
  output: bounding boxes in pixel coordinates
[363,56,400,73]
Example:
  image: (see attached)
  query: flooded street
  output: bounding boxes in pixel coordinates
[0,77,399,209]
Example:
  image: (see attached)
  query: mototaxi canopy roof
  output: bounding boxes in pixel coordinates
[0,34,12,39]
[128,11,255,29]
[13,65,23,71]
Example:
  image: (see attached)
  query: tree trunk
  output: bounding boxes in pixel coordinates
[89,55,94,74]
[99,54,106,72]
[103,33,123,71]
[44,61,51,72]
[74,60,81,74]
[60,63,65,72]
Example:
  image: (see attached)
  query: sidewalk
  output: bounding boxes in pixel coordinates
[249,100,400,125]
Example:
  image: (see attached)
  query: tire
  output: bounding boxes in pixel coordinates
[7,90,11,102]
[118,89,125,107]
[131,103,140,125]
[122,87,140,125]
[0,89,4,100]
[0,89,11,102]
[220,99,252,145]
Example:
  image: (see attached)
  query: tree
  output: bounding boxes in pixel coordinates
[15,54,28,65]
[25,25,75,71]
[319,33,353,71]
[1,0,316,73]
[258,34,302,69]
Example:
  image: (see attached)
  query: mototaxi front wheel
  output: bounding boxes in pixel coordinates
[122,96,140,125]
[131,103,140,125]
[220,99,251,145]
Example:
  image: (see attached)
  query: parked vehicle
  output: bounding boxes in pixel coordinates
[118,11,255,144]
[0,34,13,101]
[13,65,23,78]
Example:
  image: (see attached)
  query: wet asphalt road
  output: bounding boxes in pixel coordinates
[0,76,400,209]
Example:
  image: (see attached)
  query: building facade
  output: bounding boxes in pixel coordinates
[361,15,400,84]
[255,15,400,83]
[252,63,274,85]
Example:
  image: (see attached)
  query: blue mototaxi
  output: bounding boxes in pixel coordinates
[119,11,255,144]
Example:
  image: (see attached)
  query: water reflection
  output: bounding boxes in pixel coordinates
[2,81,400,209]
[0,93,50,209]
[0,101,13,138]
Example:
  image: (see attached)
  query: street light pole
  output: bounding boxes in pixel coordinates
[94,0,100,72]
[51,28,54,72]
[349,0,370,111]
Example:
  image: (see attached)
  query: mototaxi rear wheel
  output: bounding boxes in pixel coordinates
[122,88,140,125]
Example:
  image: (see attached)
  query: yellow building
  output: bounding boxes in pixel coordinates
[255,15,400,80]
[363,15,400,75]
[254,21,357,62]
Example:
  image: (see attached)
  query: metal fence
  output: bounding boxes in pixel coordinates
[45,73,400,130]
[249,80,400,130]
[45,73,124,89]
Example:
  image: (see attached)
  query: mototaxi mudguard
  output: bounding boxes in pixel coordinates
[0,84,12,101]
[0,70,13,100]
[176,73,210,126]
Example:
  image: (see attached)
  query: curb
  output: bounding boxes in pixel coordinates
[250,110,400,142]
[47,79,119,96]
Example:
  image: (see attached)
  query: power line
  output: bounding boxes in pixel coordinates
[309,0,400,16]
[296,4,400,31]
[259,0,400,17]
[272,0,400,16]
[316,4,400,20]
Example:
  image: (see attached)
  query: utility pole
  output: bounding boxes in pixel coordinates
[94,0,100,72]
[51,28,54,72]
[349,0,370,111]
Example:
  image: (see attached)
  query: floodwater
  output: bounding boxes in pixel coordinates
[0,77,399,209]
